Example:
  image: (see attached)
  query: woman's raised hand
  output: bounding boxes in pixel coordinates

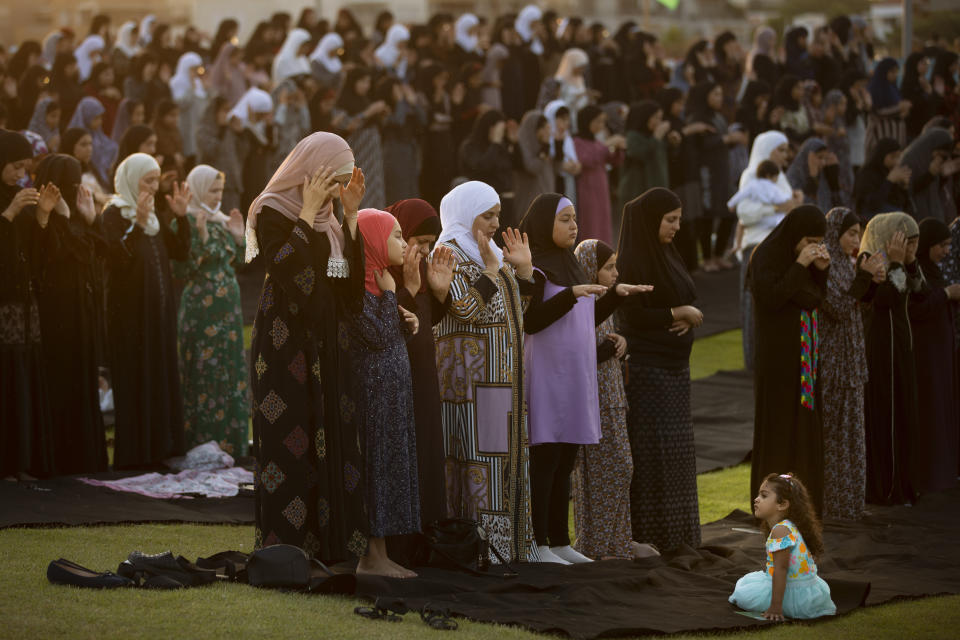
[572,284,607,298]
[426,245,456,301]
[477,229,501,274]
[340,166,366,217]
[501,227,532,278]
[300,166,336,223]
[165,181,192,217]
[886,230,907,264]
[403,241,423,297]
[227,209,245,240]
[37,183,61,214]
[76,184,96,224]
[135,190,154,226]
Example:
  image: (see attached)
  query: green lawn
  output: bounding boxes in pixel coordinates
[3,329,957,639]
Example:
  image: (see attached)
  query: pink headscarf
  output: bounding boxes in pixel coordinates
[245,132,355,274]
[357,208,398,296]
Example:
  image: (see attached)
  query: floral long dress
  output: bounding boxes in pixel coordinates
[571,239,633,558]
[173,214,250,456]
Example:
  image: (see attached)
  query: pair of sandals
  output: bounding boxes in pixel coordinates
[354,597,458,631]
[116,551,220,589]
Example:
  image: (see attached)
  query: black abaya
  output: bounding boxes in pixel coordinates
[36,212,108,474]
[102,205,190,469]
[748,206,828,514]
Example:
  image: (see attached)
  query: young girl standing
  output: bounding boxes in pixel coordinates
[730,472,836,620]
[520,194,649,563]
[349,208,422,578]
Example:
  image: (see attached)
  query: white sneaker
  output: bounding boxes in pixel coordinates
[550,545,593,563]
[536,545,572,564]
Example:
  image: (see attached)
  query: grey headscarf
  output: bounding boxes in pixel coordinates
[900,127,954,222]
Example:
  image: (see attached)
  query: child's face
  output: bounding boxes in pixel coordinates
[597,253,618,288]
[753,481,787,522]
[131,103,145,125]
[552,205,578,249]
[45,109,61,129]
[386,220,408,265]
[839,224,861,257]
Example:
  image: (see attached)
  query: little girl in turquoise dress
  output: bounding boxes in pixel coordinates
[729,473,837,620]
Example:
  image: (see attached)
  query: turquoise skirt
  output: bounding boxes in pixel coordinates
[729,571,837,619]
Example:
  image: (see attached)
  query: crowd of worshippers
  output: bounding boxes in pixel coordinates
[2,7,960,578]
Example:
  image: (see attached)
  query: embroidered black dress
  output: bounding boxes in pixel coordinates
[250,209,370,562]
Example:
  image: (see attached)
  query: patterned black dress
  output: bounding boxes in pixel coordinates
[251,208,369,562]
[346,290,420,537]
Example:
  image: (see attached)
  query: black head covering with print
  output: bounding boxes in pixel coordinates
[917,217,952,288]
[519,192,588,286]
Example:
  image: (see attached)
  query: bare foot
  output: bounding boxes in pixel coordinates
[386,559,417,579]
[357,556,416,579]
[630,541,660,558]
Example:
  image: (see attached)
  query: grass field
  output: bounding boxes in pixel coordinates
[3,329,957,640]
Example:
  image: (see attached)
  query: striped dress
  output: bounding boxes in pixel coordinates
[434,241,540,563]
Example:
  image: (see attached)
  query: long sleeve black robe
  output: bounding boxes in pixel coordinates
[102,205,190,469]
[750,261,828,514]
[36,212,108,474]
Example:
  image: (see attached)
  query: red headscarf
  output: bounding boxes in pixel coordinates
[385,198,441,293]
[358,208,398,296]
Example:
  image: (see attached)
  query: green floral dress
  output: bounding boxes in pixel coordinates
[173,215,250,456]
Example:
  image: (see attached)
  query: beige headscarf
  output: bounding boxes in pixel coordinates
[186,164,230,225]
[860,211,920,264]
[108,153,161,236]
[245,132,355,275]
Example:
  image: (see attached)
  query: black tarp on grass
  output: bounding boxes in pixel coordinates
[353,487,960,638]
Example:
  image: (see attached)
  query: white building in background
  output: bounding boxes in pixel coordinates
[4,0,756,54]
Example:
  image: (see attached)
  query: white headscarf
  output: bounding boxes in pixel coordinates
[169,52,206,101]
[740,130,790,188]
[455,14,480,54]
[109,153,161,236]
[139,15,156,47]
[375,24,410,70]
[74,35,105,83]
[42,31,62,69]
[115,21,140,59]
[186,164,231,225]
[544,99,579,163]
[515,5,544,56]
[554,48,588,87]
[310,33,344,73]
[437,181,503,268]
[228,88,274,144]
[272,28,312,83]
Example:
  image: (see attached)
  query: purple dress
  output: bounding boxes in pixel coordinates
[524,277,602,445]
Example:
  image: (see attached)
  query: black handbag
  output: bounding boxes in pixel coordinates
[417,518,518,578]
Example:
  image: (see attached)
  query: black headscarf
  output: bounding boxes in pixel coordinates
[686,81,719,123]
[771,74,802,111]
[917,217,951,288]
[932,51,958,93]
[465,109,505,148]
[34,154,82,217]
[748,205,827,286]
[625,100,661,134]
[519,192,588,286]
[616,187,695,307]
[576,105,604,141]
[0,130,34,211]
[337,66,373,115]
[900,52,928,100]
[683,40,714,85]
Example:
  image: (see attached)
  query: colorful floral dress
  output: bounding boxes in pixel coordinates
[729,519,837,619]
[173,215,250,456]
